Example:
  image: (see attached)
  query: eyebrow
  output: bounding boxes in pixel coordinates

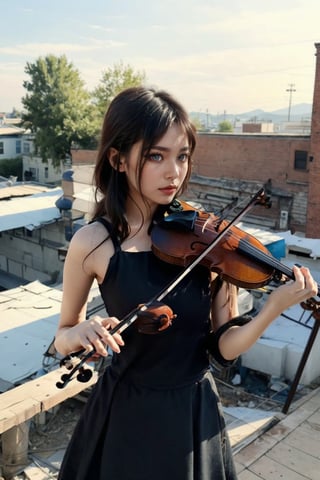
[150,145,190,152]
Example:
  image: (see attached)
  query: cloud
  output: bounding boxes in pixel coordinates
[0,41,124,57]
[1,0,319,113]
[88,24,114,33]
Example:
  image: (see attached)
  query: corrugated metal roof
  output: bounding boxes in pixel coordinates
[0,183,53,200]
[0,125,24,135]
[0,280,104,386]
[0,187,62,232]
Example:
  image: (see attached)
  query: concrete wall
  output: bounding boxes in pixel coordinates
[0,222,66,286]
[22,155,64,184]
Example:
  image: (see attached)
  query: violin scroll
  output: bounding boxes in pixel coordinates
[56,352,94,389]
[254,188,272,209]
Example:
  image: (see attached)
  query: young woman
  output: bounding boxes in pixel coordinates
[55,86,317,480]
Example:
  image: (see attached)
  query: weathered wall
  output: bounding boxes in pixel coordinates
[187,133,310,232]
[307,43,320,238]
[0,222,65,286]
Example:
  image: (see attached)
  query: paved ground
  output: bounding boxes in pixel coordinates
[234,386,320,480]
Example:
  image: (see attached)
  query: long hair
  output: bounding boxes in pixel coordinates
[92,86,196,242]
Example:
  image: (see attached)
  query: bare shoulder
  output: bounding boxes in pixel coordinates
[66,221,115,280]
[69,221,110,252]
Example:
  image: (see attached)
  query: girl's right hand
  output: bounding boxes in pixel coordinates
[73,316,125,357]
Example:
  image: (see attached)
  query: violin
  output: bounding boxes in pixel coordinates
[151,199,320,294]
[56,187,320,388]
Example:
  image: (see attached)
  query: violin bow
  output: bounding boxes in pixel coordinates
[57,187,267,388]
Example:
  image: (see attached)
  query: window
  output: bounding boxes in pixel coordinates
[23,142,30,154]
[45,167,49,179]
[16,140,21,154]
[294,150,308,170]
[0,142,3,154]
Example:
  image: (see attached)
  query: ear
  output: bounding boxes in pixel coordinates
[108,148,126,172]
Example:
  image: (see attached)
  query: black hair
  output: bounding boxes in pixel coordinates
[92,86,196,242]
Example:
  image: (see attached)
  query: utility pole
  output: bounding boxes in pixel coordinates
[286,83,296,121]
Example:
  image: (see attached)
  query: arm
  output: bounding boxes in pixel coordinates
[214,266,317,362]
[54,225,124,357]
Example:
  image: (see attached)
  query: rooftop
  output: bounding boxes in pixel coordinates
[0,186,62,232]
[0,124,25,136]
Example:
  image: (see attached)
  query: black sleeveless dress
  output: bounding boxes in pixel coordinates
[58,220,238,480]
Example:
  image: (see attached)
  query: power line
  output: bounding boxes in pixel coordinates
[286,83,296,121]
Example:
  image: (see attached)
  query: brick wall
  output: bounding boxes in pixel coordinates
[306,43,320,238]
[193,133,310,192]
[188,133,311,232]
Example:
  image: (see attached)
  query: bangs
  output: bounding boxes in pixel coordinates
[141,108,196,155]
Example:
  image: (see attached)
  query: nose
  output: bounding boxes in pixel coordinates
[164,158,180,179]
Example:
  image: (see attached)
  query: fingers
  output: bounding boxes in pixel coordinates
[80,316,125,357]
[270,266,318,314]
[101,317,125,351]
[292,265,318,298]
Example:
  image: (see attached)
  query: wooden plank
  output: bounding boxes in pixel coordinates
[36,368,98,411]
[3,398,40,431]
[0,367,98,434]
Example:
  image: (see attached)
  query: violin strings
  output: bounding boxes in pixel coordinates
[194,215,319,292]
[192,216,293,276]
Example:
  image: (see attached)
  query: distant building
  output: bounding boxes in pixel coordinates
[22,152,65,185]
[242,122,274,133]
[21,132,66,184]
[0,122,25,160]
[276,120,311,135]
[0,183,66,289]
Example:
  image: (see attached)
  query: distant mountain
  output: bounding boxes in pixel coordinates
[190,103,312,127]
[270,103,312,116]
[240,103,312,120]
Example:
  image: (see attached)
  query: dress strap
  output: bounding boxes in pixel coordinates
[95,217,121,253]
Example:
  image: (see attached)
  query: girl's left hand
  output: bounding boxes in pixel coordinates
[268,265,318,312]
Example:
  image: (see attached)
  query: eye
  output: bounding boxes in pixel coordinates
[148,152,163,162]
[178,153,189,163]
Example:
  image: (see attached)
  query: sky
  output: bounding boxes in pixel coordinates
[1,0,320,116]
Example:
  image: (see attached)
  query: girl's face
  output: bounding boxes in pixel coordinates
[122,123,190,210]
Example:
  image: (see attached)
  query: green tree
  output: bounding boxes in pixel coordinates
[217,120,233,132]
[191,116,204,131]
[0,157,23,180]
[22,54,98,166]
[93,61,146,118]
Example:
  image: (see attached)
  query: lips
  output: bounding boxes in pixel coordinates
[159,186,177,195]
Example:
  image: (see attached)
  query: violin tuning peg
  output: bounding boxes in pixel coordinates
[77,368,93,383]
[56,373,71,389]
